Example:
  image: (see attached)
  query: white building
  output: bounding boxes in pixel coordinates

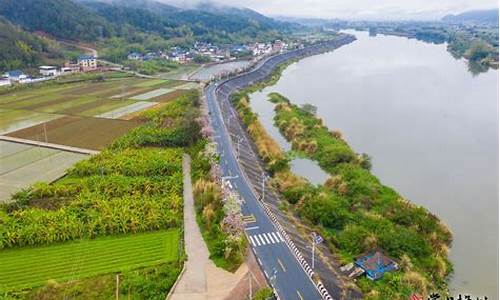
[0,79,11,87]
[39,66,59,77]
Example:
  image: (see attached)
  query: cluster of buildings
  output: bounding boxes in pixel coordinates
[1,55,97,87]
[126,40,288,64]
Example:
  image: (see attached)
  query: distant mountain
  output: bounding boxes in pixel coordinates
[442,9,499,25]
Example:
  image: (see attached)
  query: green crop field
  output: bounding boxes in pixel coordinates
[0,229,180,292]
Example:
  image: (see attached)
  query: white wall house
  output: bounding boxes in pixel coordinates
[39,66,59,76]
[77,55,97,71]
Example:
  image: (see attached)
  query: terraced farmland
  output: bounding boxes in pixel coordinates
[0,74,198,151]
[0,230,180,292]
[0,75,192,139]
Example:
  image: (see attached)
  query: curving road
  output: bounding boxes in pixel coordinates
[205,34,356,300]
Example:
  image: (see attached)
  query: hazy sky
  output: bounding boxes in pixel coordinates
[168,0,498,20]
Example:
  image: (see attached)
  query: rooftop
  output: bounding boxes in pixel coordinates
[355,251,398,280]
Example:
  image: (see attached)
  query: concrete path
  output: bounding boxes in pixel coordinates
[168,154,248,300]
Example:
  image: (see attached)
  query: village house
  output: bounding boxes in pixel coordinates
[3,70,28,82]
[77,55,97,71]
[39,66,59,77]
[127,52,143,61]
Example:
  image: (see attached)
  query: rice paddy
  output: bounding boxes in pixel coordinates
[0,230,180,292]
[0,140,88,202]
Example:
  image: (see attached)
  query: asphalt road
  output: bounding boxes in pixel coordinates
[205,35,356,300]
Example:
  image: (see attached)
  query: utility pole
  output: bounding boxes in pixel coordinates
[43,123,48,143]
[248,271,252,300]
[312,238,315,270]
[261,171,266,202]
[115,274,120,300]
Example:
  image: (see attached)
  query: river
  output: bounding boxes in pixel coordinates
[249,30,499,298]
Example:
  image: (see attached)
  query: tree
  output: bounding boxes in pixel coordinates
[360,153,372,171]
[193,54,211,64]
[301,103,317,115]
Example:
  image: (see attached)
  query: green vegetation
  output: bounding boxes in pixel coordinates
[252,287,274,300]
[0,17,64,72]
[124,59,180,75]
[193,177,247,272]
[191,118,247,272]
[6,262,182,300]
[0,230,179,292]
[265,93,452,299]
[0,88,204,295]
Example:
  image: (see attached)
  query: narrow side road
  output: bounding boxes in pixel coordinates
[168,154,249,300]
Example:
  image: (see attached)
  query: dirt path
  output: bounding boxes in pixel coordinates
[168,155,252,300]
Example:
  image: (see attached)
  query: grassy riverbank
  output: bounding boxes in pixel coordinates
[229,55,452,298]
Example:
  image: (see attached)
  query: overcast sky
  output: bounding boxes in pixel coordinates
[169,0,498,20]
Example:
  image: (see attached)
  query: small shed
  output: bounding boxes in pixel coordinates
[355,251,398,280]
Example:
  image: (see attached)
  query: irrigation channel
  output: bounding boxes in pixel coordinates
[248,30,499,298]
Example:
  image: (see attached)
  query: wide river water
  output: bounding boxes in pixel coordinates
[249,30,499,298]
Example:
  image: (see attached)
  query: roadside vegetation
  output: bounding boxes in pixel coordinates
[191,106,247,272]
[229,58,452,298]
[0,89,203,297]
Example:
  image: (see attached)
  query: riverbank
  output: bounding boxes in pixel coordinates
[229,49,454,299]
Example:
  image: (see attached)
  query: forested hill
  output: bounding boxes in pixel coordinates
[0,17,64,72]
[0,0,292,43]
[0,0,114,41]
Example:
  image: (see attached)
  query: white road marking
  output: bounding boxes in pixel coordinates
[254,235,261,246]
[258,234,266,245]
[249,232,284,247]
[245,226,259,231]
[263,233,271,244]
[249,235,256,246]
[267,233,276,243]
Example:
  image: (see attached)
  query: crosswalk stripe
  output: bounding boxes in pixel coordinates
[263,233,271,244]
[249,232,285,247]
[249,235,256,246]
[267,233,276,243]
[258,234,266,245]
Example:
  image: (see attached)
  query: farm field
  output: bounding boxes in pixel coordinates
[0,230,180,292]
[6,116,142,150]
[0,140,88,202]
[0,74,192,138]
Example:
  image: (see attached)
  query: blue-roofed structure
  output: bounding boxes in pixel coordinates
[355,251,399,280]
